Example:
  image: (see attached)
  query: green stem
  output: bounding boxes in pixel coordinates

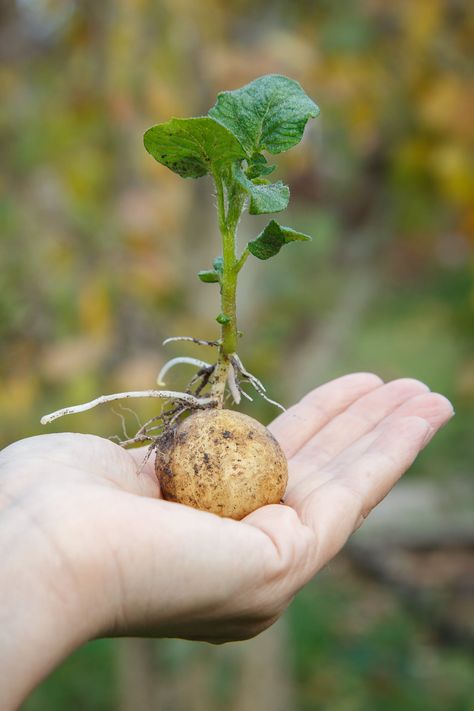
[211,171,245,405]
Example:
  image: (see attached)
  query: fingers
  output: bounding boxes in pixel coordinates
[269,372,383,458]
[300,417,431,560]
[332,415,441,515]
[292,402,453,572]
[330,391,454,468]
[285,381,453,502]
[287,378,430,489]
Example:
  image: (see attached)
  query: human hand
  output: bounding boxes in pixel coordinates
[0,373,453,707]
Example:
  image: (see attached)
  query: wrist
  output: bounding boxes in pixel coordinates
[0,475,104,708]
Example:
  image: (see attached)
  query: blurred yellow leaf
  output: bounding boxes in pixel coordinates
[420,76,474,139]
[402,0,441,47]
[430,144,474,203]
[0,373,38,418]
[79,279,112,336]
[457,358,474,402]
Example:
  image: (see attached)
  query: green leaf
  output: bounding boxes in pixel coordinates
[209,74,319,156]
[232,164,289,214]
[212,256,224,274]
[198,269,220,283]
[247,220,312,260]
[216,313,231,325]
[246,153,276,179]
[198,256,224,282]
[247,182,290,215]
[143,117,246,179]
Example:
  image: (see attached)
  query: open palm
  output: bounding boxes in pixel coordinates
[0,373,453,646]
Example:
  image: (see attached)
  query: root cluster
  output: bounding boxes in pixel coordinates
[41,335,285,458]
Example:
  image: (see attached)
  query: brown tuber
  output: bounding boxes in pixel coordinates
[156,409,288,520]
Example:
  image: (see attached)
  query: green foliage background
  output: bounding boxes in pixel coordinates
[1,0,473,709]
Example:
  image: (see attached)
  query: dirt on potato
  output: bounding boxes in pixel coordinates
[155,409,288,520]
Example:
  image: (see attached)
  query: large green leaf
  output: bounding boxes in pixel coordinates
[248,219,312,260]
[143,117,246,178]
[209,74,319,156]
[233,164,289,214]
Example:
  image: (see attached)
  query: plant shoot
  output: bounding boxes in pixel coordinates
[42,75,320,519]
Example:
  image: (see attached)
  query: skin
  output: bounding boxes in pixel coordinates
[0,373,453,709]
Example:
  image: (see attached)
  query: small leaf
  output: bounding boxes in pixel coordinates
[253,164,276,178]
[209,74,319,156]
[247,182,290,215]
[247,219,312,260]
[246,153,276,179]
[198,256,224,282]
[233,164,289,214]
[198,269,219,283]
[216,313,231,325]
[143,117,246,179]
[213,256,224,274]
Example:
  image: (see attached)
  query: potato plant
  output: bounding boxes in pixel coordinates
[42,75,319,519]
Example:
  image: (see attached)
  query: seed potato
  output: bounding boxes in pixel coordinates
[156,409,288,520]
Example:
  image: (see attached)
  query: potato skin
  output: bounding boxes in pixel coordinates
[156,409,288,520]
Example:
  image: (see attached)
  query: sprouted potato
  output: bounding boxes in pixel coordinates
[157,409,288,520]
[41,75,319,518]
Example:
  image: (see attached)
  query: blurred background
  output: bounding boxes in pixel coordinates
[1,0,473,708]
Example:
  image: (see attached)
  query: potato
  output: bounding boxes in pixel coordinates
[156,409,288,520]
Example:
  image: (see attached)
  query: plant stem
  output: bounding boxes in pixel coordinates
[235,247,250,273]
[211,171,245,405]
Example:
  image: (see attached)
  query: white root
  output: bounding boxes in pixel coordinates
[167,406,190,428]
[231,353,267,392]
[227,364,241,405]
[230,354,286,412]
[157,357,213,386]
[116,433,155,448]
[41,390,215,425]
[135,442,157,475]
[110,407,131,440]
[163,336,219,347]
[113,404,143,432]
[246,381,286,411]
